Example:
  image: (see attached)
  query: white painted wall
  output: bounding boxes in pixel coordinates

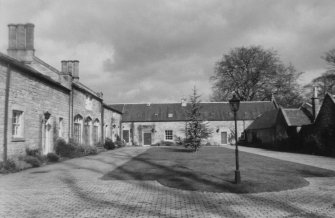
[121,120,253,146]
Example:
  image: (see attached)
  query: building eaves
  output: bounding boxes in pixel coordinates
[103,103,122,114]
[0,52,70,92]
[72,81,102,100]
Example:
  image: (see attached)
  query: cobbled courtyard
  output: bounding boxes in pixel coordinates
[0,147,335,218]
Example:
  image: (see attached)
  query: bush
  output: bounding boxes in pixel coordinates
[26,147,40,157]
[115,139,126,148]
[82,146,98,155]
[160,141,175,146]
[24,156,41,167]
[47,153,60,162]
[55,138,76,157]
[104,138,116,150]
[0,159,17,172]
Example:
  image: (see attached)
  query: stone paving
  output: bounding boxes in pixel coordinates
[0,147,334,218]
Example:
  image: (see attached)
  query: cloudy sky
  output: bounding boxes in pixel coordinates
[0,0,334,103]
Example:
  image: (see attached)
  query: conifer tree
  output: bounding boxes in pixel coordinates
[184,87,212,151]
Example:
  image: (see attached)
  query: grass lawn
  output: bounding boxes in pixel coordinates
[102,146,335,193]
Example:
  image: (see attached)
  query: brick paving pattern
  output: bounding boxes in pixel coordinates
[0,147,334,218]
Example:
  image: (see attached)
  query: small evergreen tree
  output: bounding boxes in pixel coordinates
[184,87,212,151]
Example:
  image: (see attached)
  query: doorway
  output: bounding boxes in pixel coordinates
[221,131,228,144]
[143,133,152,145]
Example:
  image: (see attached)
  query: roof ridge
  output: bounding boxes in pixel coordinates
[32,56,60,74]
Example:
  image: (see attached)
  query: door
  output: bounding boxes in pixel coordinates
[44,121,52,155]
[143,133,152,145]
[221,131,228,144]
[123,130,129,143]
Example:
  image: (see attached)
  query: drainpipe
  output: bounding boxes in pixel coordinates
[70,84,74,139]
[101,102,104,143]
[3,64,11,161]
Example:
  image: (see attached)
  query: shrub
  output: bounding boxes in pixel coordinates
[205,142,212,146]
[24,156,41,167]
[84,146,98,155]
[115,139,126,148]
[160,141,175,146]
[47,153,60,162]
[0,159,17,172]
[104,138,116,150]
[55,138,76,157]
[25,147,40,157]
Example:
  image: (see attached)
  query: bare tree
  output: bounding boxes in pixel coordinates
[211,46,303,107]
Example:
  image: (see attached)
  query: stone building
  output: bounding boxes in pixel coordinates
[300,92,335,156]
[0,23,121,161]
[109,101,277,146]
[245,107,312,148]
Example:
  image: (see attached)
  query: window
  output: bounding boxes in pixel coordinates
[12,110,23,138]
[84,117,92,145]
[165,130,173,141]
[74,115,83,143]
[59,117,64,137]
[93,119,100,144]
[85,95,93,110]
[123,130,129,143]
[168,113,173,118]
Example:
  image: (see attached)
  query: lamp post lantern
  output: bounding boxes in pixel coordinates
[229,93,241,184]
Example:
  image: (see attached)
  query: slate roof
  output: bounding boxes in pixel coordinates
[281,108,312,126]
[245,109,279,130]
[246,107,312,130]
[109,101,277,122]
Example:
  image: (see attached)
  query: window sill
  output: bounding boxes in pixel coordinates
[12,137,25,142]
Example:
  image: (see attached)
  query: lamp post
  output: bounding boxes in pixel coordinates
[229,93,241,184]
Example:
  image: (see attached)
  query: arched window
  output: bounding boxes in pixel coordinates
[84,117,92,145]
[74,115,83,143]
[93,119,100,144]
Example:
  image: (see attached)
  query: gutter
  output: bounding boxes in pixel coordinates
[3,64,11,161]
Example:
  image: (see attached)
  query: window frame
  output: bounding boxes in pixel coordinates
[165,130,173,141]
[58,117,64,137]
[74,115,83,144]
[93,119,100,144]
[12,110,24,140]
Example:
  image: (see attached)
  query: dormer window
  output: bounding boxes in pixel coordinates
[85,95,93,110]
[168,113,173,118]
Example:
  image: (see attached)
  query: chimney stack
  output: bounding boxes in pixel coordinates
[61,60,80,82]
[311,86,320,121]
[7,23,35,62]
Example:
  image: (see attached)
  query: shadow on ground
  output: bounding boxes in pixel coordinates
[53,147,335,217]
[101,146,335,194]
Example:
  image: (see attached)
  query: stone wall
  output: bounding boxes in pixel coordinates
[1,64,70,160]
[72,88,102,145]
[0,64,7,159]
[103,108,122,142]
[121,120,253,146]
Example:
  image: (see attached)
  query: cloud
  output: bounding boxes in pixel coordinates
[1,0,335,103]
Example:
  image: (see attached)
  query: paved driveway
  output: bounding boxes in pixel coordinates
[0,147,334,218]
